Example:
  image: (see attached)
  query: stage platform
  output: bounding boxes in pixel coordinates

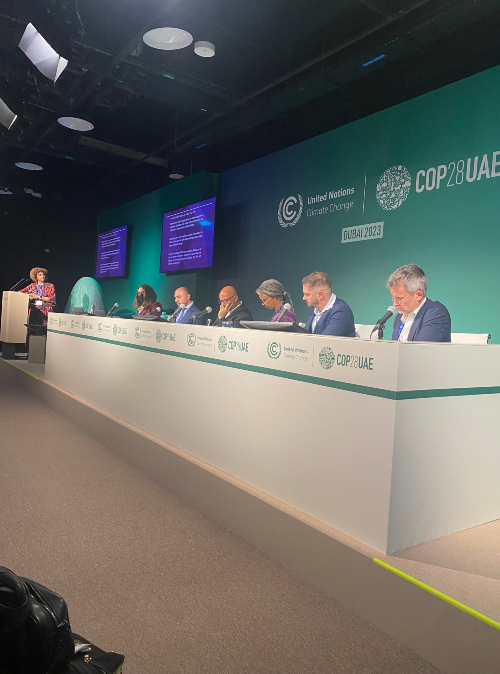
[1,357,499,674]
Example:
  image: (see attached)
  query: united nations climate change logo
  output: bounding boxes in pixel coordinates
[319,346,335,370]
[278,195,303,227]
[218,336,227,353]
[113,324,117,336]
[376,165,411,210]
[267,341,281,359]
[187,333,196,347]
[155,329,162,343]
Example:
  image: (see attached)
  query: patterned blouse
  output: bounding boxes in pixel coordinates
[272,304,296,323]
[19,282,56,322]
[136,301,163,317]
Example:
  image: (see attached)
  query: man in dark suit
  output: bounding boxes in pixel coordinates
[387,264,451,342]
[211,286,253,327]
[302,271,356,337]
[172,286,202,324]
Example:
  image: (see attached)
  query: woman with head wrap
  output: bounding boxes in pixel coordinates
[18,267,56,325]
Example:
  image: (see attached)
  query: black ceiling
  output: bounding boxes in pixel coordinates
[1,0,500,211]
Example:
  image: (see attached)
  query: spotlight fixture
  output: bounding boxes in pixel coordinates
[58,117,94,131]
[18,23,69,82]
[169,171,184,180]
[16,162,43,171]
[24,187,42,198]
[0,186,13,195]
[143,27,193,51]
[0,79,22,130]
[194,41,215,58]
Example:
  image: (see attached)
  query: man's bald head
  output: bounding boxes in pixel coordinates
[219,286,237,301]
[174,287,192,307]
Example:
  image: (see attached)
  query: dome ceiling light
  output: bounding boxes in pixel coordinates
[58,117,94,131]
[15,162,43,171]
[143,28,193,51]
[194,41,215,57]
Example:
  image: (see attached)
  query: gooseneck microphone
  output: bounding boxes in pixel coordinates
[169,303,185,322]
[190,306,212,323]
[10,277,27,291]
[107,303,119,317]
[371,305,398,338]
[275,302,291,323]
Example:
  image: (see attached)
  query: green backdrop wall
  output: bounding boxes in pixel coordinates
[97,171,217,314]
[216,63,500,340]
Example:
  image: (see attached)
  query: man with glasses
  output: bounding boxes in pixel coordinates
[211,285,253,327]
[387,264,451,342]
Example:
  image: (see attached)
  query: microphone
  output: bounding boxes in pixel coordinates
[169,303,185,322]
[189,306,212,323]
[371,306,398,336]
[106,302,119,317]
[275,303,291,323]
[10,277,27,291]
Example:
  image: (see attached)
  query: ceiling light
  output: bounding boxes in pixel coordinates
[194,41,215,58]
[0,99,17,130]
[362,54,386,68]
[143,28,193,51]
[16,162,43,171]
[0,186,13,195]
[169,172,184,180]
[58,117,94,131]
[18,23,68,82]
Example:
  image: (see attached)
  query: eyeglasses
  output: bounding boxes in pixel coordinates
[218,294,236,305]
[389,294,408,303]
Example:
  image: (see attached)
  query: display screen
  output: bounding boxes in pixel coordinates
[159,197,216,273]
[95,225,128,278]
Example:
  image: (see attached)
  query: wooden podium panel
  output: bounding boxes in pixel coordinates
[0,291,29,343]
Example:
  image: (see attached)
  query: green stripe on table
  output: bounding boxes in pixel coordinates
[47,329,500,400]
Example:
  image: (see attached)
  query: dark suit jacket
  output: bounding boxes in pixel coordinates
[392,298,451,342]
[305,298,356,337]
[212,302,253,328]
[176,303,202,324]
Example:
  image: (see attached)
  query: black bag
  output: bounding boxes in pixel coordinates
[0,566,74,674]
[62,634,125,674]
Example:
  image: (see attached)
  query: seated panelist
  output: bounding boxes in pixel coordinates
[303,271,356,337]
[387,264,451,342]
[133,284,162,317]
[256,279,296,323]
[212,286,253,327]
[172,287,202,323]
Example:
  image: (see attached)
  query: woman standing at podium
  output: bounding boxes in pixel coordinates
[18,267,56,325]
[133,284,163,317]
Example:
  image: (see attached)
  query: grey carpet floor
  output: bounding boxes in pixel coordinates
[0,375,443,674]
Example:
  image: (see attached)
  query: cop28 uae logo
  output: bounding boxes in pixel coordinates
[113,324,117,336]
[376,165,411,210]
[267,341,281,359]
[319,346,335,369]
[155,329,162,343]
[218,336,227,353]
[187,333,196,347]
[278,195,303,227]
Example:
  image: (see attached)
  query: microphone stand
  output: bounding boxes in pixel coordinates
[370,324,385,340]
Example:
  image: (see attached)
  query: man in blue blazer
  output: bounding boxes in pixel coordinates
[172,287,203,324]
[302,271,356,337]
[387,264,451,342]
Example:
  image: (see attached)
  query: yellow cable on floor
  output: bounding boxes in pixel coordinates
[373,557,500,630]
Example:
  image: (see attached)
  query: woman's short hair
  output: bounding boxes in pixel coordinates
[30,267,48,282]
[133,284,157,309]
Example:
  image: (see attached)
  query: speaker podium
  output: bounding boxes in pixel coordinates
[1,291,29,359]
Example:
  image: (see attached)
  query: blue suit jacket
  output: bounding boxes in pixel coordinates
[177,303,202,324]
[305,298,356,337]
[392,298,451,342]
